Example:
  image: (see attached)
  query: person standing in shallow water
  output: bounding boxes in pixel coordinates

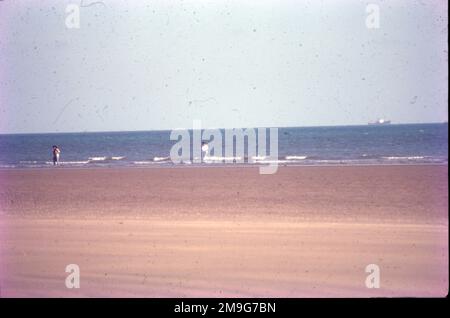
[201,141,209,162]
[52,145,61,165]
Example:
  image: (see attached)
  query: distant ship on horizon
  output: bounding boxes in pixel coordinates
[368,118,391,125]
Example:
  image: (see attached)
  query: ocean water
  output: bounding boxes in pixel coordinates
[0,123,447,168]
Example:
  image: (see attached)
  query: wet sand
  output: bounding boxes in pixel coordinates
[0,165,448,297]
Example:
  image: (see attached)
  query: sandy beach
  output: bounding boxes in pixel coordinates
[0,165,448,297]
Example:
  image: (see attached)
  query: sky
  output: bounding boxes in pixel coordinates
[0,0,448,133]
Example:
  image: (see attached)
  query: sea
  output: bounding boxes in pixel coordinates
[0,123,447,168]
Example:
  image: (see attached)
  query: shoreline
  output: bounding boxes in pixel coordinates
[0,161,448,171]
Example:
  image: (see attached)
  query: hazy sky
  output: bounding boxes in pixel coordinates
[0,0,448,133]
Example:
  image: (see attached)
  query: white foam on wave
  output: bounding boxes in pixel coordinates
[88,157,107,161]
[0,164,17,168]
[285,156,308,160]
[153,156,171,162]
[88,156,126,162]
[133,161,155,165]
[45,161,89,165]
[204,156,243,162]
[256,159,290,164]
[382,156,425,160]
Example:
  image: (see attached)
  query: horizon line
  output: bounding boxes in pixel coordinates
[0,121,447,136]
